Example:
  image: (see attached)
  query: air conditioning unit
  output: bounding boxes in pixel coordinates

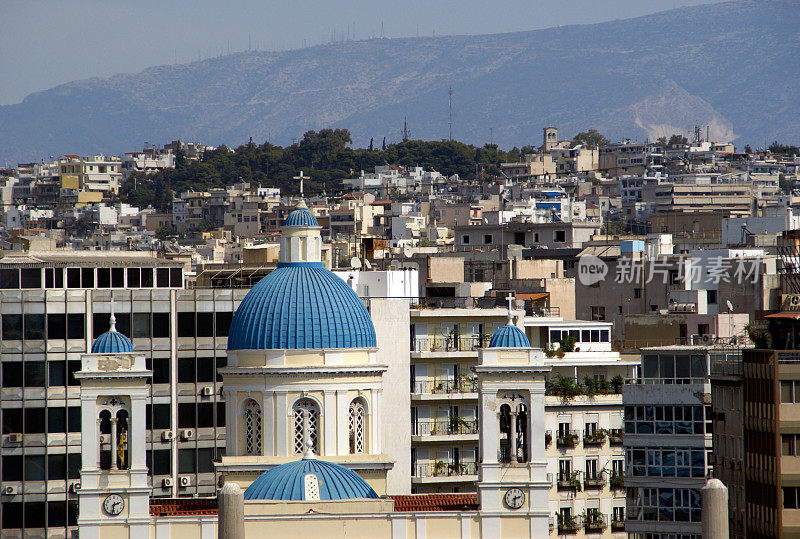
[69,481,81,492]
[700,334,715,345]
[8,433,23,443]
[179,476,191,487]
[201,386,214,396]
[3,486,17,495]
[100,434,110,443]
[162,478,174,487]
[180,429,194,440]
[161,431,174,441]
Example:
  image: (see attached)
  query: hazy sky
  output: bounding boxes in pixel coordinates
[0,0,719,106]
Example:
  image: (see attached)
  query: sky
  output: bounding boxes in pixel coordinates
[0,0,720,106]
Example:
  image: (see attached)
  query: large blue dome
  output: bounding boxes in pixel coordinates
[244,458,379,501]
[92,329,134,354]
[284,208,318,227]
[227,264,376,350]
[488,324,530,348]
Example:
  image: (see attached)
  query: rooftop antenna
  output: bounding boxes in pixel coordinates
[448,87,453,141]
[402,117,410,142]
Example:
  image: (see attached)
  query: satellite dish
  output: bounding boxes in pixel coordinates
[726,300,734,313]
[350,257,362,270]
[403,246,413,258]
[364,259,372,270]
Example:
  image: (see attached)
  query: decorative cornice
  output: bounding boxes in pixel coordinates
[220,365,387,376]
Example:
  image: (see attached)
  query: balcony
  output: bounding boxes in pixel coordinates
[412,418,479,437]
[609,429,624,445]
[583,430,606,446]
[557,473,581,491]
[584,474,605,489]
[412,377,478,395]
[584,514,606,533]
[412,461,478,481]
[611,518,625,532]
[557,515,580,534]
[411,336,488,353]
[557,430,580,448]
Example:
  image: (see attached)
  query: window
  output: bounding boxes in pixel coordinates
[2,314,22,340]
[153,312,170,338]
[2,455,22,480]
[707,290,718,304]
[349,399,367,454]
[20,269,41,289]
[216,312,233,337]
[149,449,171,475]
[783,434,800,456]
[25,454,46,480]
[157,268,170,288]
[781,381,800,403]
[462,235,470,245]
[47,313,66,339]
[196,312,214,337]
[48,454,67,480]
[23,361,46,387]
[141,268,154,287]
[785,487,800,509]
[67,313,85,339]
[170,268,182,287]
[178,449,196,474]
[198,447,215,474]
[24,408,45,433]
[178,403,196,429]
[483,234,493,245]
[151,358,170,384]
[554,230,566,243]
[24,314,45,340]
[197,357,215,382]
[48,407,66,433]
[44,268,63,288]
[178,358,196,383]
[1,268,20,289]
[131,313,150,338]
[197,402,214,428]
[178,312,195,337]
[292,398,320,455]
[2,362,23,387]
[217,402,226,427]
[127,268,141,288]
[152,404,171,430]
[243,399,263,456]
[634,288,642,299]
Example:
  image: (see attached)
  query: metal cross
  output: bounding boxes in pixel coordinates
[293,171,307,197]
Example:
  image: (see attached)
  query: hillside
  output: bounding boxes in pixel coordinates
[1,0,798,164]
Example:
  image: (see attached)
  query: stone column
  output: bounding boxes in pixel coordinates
[218,483,245,539]
[96,419,102,468]
[110,418,118,470]
[701,478,729,539]
[509,411,517,462]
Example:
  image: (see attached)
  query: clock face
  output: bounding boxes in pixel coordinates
[504,488,525,509]
[103,494,125,516]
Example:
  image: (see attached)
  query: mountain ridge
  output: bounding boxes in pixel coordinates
[1,0,798,164]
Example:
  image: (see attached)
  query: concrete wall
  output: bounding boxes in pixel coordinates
[369,298,412,494]
[428,257,465,283]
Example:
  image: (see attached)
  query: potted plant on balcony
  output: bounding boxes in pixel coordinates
[581,509,606,532]
[611,374,624,394]
[584,428,607,445]
[547,374,583,403]
[557,471,581,491]
[544,431,552,447]
[584,469,606,489]
[557,512,580,534]
[433,460,446,476]
[609,428,624,445]
[610,471,624,490]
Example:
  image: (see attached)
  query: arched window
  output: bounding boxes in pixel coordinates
[243,399,262,456]
[292,398,319,455]
[116,409,129,470]
[516,404,528,463]
[499,404,512,462]
[348,399,367,454]
[99,410,112,470]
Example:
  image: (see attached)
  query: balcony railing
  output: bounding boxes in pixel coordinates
[557,474,581,491]
[557,430,580,448]
[625,376,707,385]
[584,515,606,532]
[412,377,478,394]
[411,336,490,352]
[557,515,580,534]
[412,418,479,436]
[413,461,478,478]
[610,473,625,490]
[584,475,606,489]
[611,518,625,531]
[583,430,606,445]
[530,306,560,317]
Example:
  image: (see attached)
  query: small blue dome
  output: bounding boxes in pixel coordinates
[488,324,530,348]
[227,264,376,350]
[92,329,134,354]
[244,458,379,501]
[284,208,318,227]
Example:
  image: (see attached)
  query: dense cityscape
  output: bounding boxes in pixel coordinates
[0,122,798,538]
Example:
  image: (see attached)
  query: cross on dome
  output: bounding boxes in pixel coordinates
[293,170,308,205]
[505,293,515,325]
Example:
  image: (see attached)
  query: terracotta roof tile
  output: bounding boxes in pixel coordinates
[390,493,479,512]
[150,498,218,517]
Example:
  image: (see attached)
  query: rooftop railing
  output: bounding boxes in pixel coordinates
[412,419,479,436]
[412,378,478,394]
[412,461,478,478]
[411,336,489,352]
